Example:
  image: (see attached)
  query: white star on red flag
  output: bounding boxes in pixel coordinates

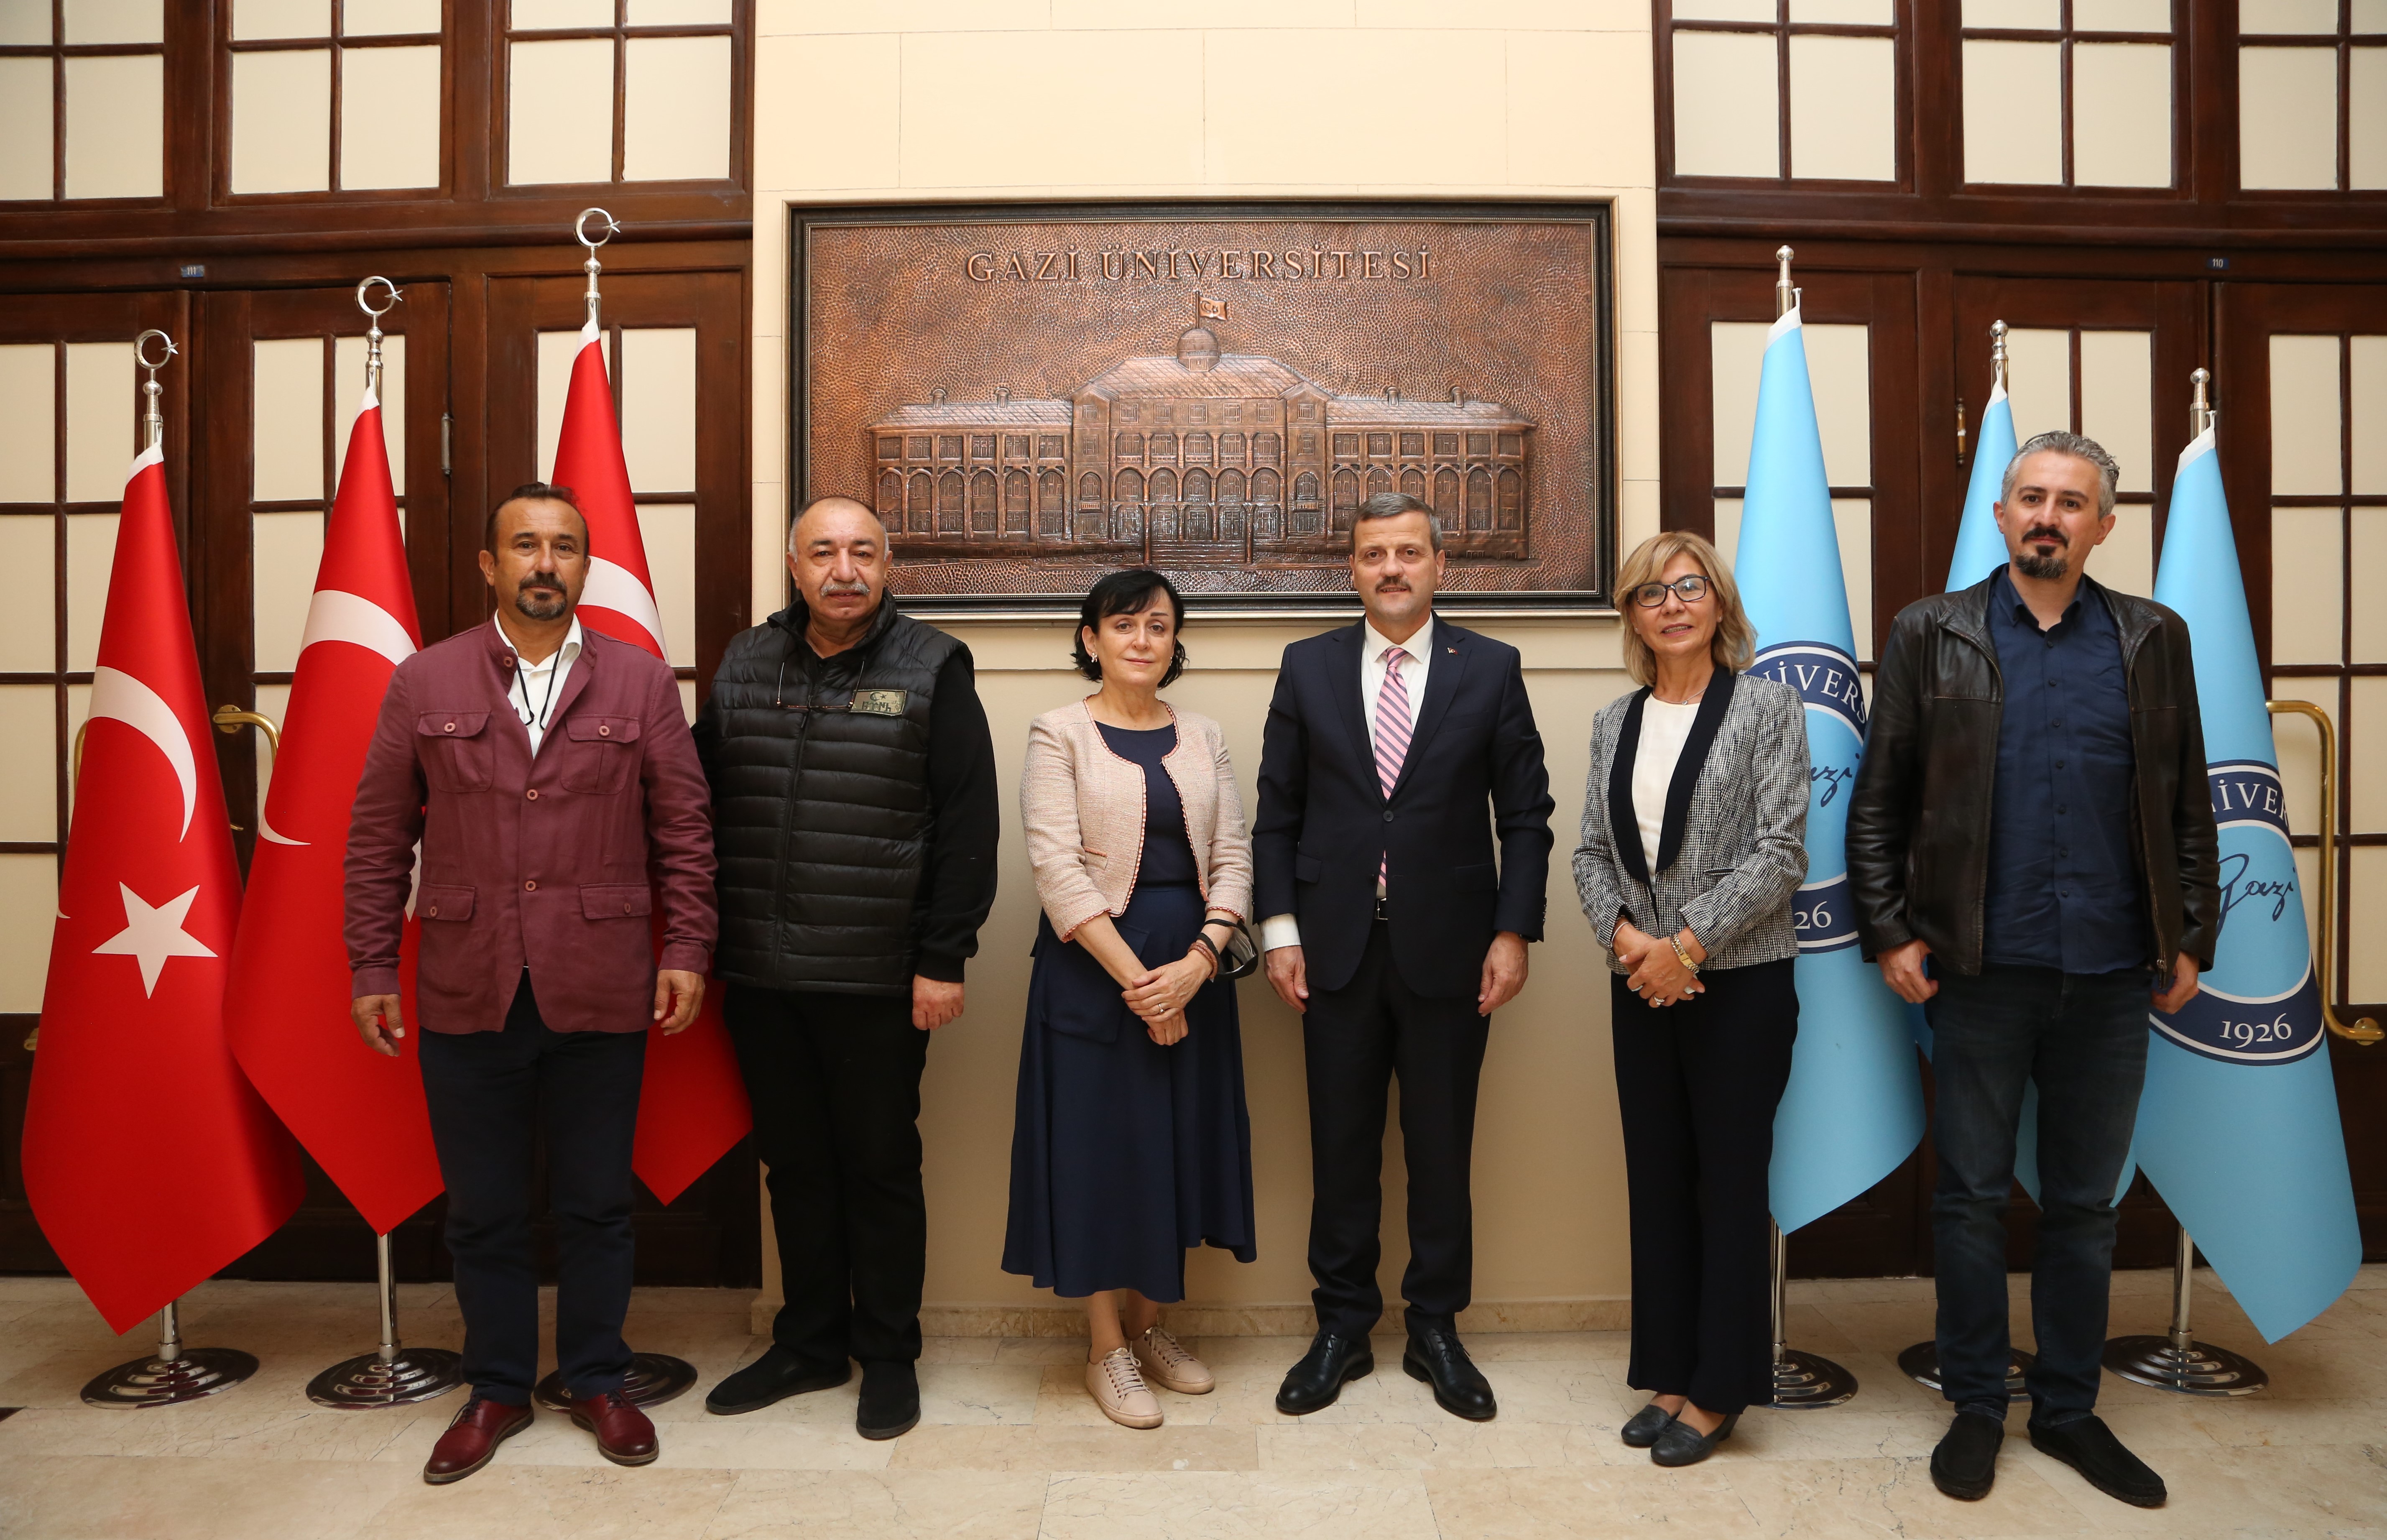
[92,881,216,997]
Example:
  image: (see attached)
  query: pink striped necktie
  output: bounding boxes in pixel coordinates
[1376,646,1413,884]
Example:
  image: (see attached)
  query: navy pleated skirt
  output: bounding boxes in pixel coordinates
[1001,881,1256,1302]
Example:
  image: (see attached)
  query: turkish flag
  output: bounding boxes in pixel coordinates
[226,389,440,1236]
[26,446,304,1332]
[553,323,750,1204]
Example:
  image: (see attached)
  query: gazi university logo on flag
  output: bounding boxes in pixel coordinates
[1750,641,1867,953]
[2156,761,2324,1065]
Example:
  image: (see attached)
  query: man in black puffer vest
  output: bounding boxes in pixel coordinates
[694,496,998,1440]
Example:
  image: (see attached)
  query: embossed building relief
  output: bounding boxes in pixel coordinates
[794,205,1615,609]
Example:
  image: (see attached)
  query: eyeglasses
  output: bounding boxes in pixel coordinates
[1628,575,1712,608]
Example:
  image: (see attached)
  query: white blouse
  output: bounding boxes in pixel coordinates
[1631,697,1702,874]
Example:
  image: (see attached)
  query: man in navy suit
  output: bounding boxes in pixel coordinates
[1255,492,1555,1421]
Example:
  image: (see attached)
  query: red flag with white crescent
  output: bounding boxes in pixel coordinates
[225,390,441,1236]
[551,322,751,1204]
[26,445,304,1332]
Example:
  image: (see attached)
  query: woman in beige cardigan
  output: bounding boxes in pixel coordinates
[1005,569,1257,1431]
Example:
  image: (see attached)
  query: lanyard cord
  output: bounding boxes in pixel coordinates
[513,646,563,734]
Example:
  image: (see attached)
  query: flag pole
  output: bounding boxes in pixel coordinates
[577,207,620,332]
[1759,246,1859,1412]
[75,331,262,1408]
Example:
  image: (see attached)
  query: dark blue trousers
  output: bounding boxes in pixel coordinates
[1927,965,2149,1425]
[418,974,647,1404]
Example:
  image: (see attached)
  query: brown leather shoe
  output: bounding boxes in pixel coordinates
[423,1397,533,1485]
[567,1389,659,1466]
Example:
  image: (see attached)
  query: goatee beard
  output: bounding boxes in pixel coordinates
[2017,551,2069,580]
[515,587,568,622]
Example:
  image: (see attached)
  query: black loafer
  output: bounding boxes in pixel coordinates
[1621,1402,1675,1448]
[1931,1411,2006,1501]
[1649,1410,1737,1467]
[2030,1415,2166,1507]
[705,1343,851,1415]
[1275,1332,1374,1415]
[855,1359,920,1440]
[1402,1326,1496,1422]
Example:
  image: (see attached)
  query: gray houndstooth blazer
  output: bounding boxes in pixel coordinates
[1572,669,1810,973]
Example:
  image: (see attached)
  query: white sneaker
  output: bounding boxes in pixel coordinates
[1088,1346,1163,1429]
[1133,1325,1215,1395]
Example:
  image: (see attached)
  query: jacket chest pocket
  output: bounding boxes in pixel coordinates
[560,715,641,794]
[417,712,493,792]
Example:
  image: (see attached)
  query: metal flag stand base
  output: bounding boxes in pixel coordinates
[82,1300,258,1408]
[1896,1340,2035,1400]
[1769,1223,1858,1409]
[533,1353,699,1412]
[2101,1228,2267,1397]
[306,1233,464,1408]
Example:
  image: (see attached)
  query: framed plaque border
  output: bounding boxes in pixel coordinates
[787,198,1619,619]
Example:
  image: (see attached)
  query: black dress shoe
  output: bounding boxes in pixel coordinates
[855,1359,920,1440]
[1649,1410,1738,1467]
[1274,1332,1374,1415]
[1620,1402,1675,1448]
[1402,1327,1496,1422]
[705,1343,851,1415]
[2030,1414,2166,1507]
[1930,1411,2006,1501]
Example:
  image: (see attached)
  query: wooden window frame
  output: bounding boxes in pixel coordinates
[1658,0,1912,190]
[1955,0,2187,195]
[494,0,748,194]
[0,0,170,205]
[216,0,452,204]
[2236,0,2387,197]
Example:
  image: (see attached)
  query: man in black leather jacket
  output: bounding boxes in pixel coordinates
[1848,433,2218,1512]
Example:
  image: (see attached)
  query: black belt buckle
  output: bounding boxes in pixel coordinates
[1373,896,1389,922]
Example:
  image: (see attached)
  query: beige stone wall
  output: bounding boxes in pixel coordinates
[749,0,1657,1326]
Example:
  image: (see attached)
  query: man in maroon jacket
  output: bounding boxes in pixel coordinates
[346,484,715,1485]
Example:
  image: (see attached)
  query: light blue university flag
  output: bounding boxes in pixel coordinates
[2140,425,2361,1342]
[1731,306,1927,1234]
[1949,379,2017,593]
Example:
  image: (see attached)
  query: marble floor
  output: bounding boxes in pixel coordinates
[0,1267,2382,1539]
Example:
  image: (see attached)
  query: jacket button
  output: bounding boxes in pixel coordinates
[444,721,456,733]
[524,880,537,892]
[526,788,539,800]
[623,902,633,914]
[598,724,610,737]
[427,905,439,917]
[1383,810,1394,823]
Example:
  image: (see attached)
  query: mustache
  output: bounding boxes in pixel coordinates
[817,579,873,597]
[2024,525,2067,545]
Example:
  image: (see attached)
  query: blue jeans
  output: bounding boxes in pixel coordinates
[1927,965,2149,1425]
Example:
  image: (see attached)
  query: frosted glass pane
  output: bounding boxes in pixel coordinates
[2359,0,2387,28]
[0,345,54,503]
[345,0,440,32]
[1807,323,1872,487]
[62,0,160,43]
[1834,498,1874,659]
[2078,331,2153,493]
[508,38,613,185]
[2002,327,2073,445]
[624,36,730,181]
[0,58,53,201]
[2246,0,2340,31]
[628,0,729,20]
[2095,503,2155,595]
[2354,850,2387,1000]
[0,854,60,1012]
[1673,30,1779,179]
[2353,337,2387,493]
[2351,508,2387,658]
[2354,677,2387,834]
[62,341,130,504]
[1709,322,1770,488]
[2073,43,2173,186]
[234,0,327,38]
[1790,0,1889,19]
[1963,0,2058,26]
[0,516,55,672]
[1790,35,1896,181]
[2270,334,2343,495]
[231,49,331,194]
[536,329,582,480]
[253,511,324,672]
[620,328,696,493]
[341,44,441,190]
[514,0,611,26]
[62,54,161,199]
[2353,48,2387,189]
[333,332,405,496]
[1964,41,2063,183]
[2075,0,2170,28]
[0,686,55,841]
[64,512,115,672]
[0,0,50,43]
[1673,0,1772,18]
[252,337,325,503]
[1714,497,1743,566]
[2241,47,2339,189]
[2270,506,2342,664]
[637,503,694,664]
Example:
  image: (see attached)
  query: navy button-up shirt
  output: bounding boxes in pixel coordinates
[1981,569,2150,974]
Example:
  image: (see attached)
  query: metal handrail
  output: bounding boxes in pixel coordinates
[2266,698,2383,1044]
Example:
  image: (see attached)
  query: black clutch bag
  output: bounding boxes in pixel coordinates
[1215,920,1260,981]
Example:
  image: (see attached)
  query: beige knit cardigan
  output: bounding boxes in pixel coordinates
[1021,699,1253,943]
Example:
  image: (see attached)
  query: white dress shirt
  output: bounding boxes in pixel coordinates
[1631,697,1700,873]
[494,613,583,756]
[1261,617,1434,953]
